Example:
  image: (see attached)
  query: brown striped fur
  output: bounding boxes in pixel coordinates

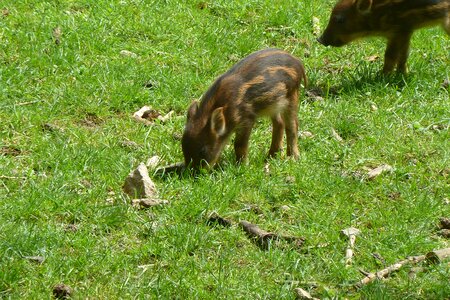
[318,0,450,73]
[182,48,307,169]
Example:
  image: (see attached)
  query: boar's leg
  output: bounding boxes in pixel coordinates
[268,113,285,158]
[284,91,300,159]
[234,122,254,163]
[383,32,412,74]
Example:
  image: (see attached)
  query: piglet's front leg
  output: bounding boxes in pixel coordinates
[383,32,412,74]
[234,123,254,163]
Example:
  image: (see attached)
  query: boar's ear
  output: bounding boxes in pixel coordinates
[187,100,199,120]
[356,0,373,14]
[211,107,226,137]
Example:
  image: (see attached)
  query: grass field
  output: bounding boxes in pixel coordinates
[1,0,449,298]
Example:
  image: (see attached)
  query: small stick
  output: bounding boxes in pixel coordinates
[355,255,426,288]
[16,100,42,106]
[341,227,361,266]
[206,212,233,227]
[239,220,305,250]
[294,287,320,300]
[0,175,26,180]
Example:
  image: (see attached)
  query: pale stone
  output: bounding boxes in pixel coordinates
[123,163,157,199]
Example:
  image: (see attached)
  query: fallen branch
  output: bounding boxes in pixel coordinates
[239,220,305,250]
[355,247,450,289]
[355,255,425,288]
[425,248,450,264]
[206,212,233,227]
[204,213,306,250]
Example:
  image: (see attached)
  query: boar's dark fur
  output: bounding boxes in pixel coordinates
[318,0,450,73]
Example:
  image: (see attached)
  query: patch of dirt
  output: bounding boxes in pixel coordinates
[53,283,73,299]
[2,7,10,17]
[1,146,21,156]
[78,113,103,127]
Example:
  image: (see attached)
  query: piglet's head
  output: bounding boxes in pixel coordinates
[182,100,227,170]
[317,0,373,47]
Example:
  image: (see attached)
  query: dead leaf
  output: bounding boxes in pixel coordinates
[306,88,324,102]
[41,123,63,133]
[131,198,168,209]
[264,163,270,175]
[331,128,344,142]
[442,78,449,89]
[120,140,139,149]
[133,106,159,125]
[158,110,174,123]
[120,50,138,58]
[2,8,10,17]
[133,106,173,125]
[24,256,45,264]
[298,131,314,139]
[64,224,78,232]
[53,26,62,45]
[294,287,319,300]
[367,164,394,180]
[146,156,161,169]
[438,229,450,238]
[367,55,379,62]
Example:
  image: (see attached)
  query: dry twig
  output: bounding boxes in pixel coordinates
[355,247,450,289]
[341,227,361,265]
[239,220,305,250]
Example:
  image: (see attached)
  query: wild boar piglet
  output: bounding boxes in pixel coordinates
[182,48,307,169]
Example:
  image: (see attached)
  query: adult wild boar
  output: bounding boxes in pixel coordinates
[318,0,450,73]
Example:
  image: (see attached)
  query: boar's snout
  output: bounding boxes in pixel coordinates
[316,36,325,45]
[317,33,346,47]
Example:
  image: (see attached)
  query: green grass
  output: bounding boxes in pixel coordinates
[1,0,449,298]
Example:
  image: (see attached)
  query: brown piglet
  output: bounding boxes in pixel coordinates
[318,0,450,74]
[182,48,307,170]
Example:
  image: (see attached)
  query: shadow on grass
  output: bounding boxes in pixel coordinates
[338,63,411,93]
[306,63,414,102]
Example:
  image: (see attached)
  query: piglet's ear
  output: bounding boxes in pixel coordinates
[187,100,199,120]
[356,0,372,14]
[211,107,226,137]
